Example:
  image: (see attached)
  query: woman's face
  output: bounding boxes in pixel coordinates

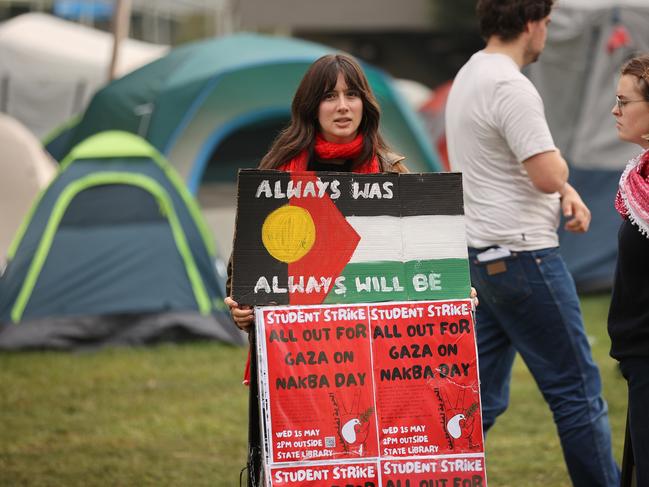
[612,74,649,148]
[317,73,363,144]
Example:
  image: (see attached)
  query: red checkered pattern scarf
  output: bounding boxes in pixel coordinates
[615,148,649,238]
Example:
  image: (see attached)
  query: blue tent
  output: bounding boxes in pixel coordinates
[51,33,441,194]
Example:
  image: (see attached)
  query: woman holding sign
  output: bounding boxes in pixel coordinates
[608,53,649,484]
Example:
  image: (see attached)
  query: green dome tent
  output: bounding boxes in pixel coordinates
[0,131,244,350]
[54,33,441,194]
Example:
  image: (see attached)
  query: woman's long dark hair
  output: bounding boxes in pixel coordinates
[259,53,388,169]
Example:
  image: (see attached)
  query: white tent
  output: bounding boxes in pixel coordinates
[0,13,168,138]
[0,114,58,269]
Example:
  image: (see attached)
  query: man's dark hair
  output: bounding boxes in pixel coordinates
[476,0,554,42]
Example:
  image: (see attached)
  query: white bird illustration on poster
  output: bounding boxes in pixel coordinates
[341,418,361,444]
[446,413,466,439]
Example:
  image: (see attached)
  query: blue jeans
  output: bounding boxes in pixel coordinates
[469,247,620,487]
[619,357,649,486]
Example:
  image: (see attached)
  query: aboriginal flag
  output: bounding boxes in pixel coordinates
[231,170,469,305]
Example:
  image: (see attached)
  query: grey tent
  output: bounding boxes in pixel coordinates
[0,131,244,349]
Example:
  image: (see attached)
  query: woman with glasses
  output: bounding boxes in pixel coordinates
[608,53,649,484]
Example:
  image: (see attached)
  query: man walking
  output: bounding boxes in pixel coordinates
[445,1,620,485]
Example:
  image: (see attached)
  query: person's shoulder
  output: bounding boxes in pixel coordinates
[477,57,537,99]
[494,73,540,102]
[456,52,518,92]
[378,150,408,173]
[467,52,517,75]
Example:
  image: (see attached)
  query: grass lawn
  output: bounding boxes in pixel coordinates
[0,294,625,486]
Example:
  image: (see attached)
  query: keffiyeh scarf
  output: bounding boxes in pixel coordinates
[615,148,649,238]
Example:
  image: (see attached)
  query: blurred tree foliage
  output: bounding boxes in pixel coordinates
[428,0,480,33]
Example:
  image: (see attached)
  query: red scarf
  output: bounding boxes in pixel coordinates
[615,148,649,238]
[278,133,379,173]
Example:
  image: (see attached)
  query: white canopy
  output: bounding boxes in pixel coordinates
[0,13,168,138]
[0,114,58,268]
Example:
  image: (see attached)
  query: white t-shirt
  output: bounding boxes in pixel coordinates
[445,51,560,251]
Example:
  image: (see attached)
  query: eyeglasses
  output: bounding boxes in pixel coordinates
[616,95,649,113]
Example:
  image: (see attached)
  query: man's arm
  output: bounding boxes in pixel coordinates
[523,149,569,193]
[559,182,591,233]
[523,150,590,233]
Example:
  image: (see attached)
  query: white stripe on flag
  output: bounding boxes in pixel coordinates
[346,215,468,263]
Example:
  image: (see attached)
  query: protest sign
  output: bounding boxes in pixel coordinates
[231,170,486,485]
[231,171,470,306]
[256,300,486,486]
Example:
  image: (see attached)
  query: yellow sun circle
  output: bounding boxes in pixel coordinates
[262,205,316,263]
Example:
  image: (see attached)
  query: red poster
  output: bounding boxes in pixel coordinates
[370,301,483,457]
[270,462,379,487]
[261,305,379,463]
[256,300,486,486]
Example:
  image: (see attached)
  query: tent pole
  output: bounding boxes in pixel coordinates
[108,0,133,81]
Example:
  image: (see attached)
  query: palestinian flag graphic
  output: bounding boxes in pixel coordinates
[231,170,470,305]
